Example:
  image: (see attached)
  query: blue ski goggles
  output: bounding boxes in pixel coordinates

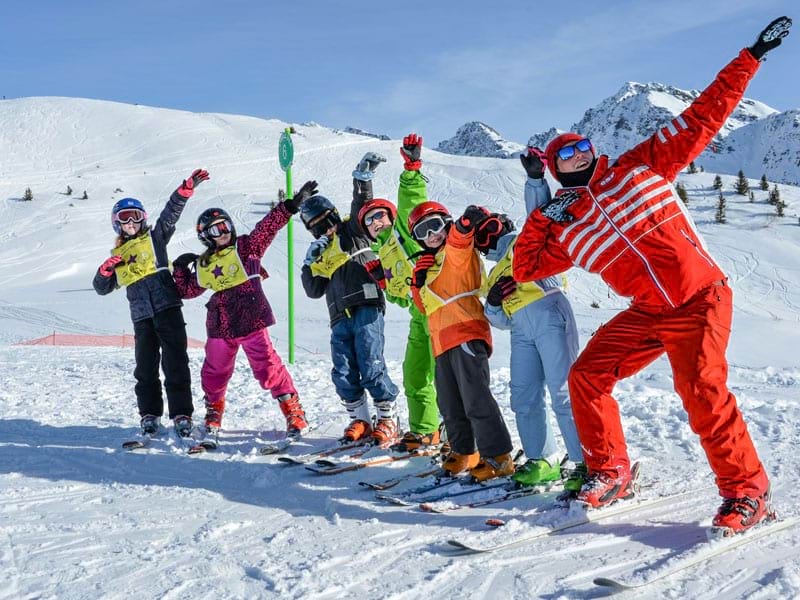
[556,138,593,161]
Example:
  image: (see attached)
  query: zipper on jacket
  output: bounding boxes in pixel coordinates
[585,184,676,308]
[679,229,715,267]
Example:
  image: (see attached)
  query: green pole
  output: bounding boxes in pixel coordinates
[279,128,296,364]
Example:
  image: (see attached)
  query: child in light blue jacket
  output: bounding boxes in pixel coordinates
[482,148,584,492]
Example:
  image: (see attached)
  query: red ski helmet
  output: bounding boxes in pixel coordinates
[358,198,397,239]
[407,201,451,234]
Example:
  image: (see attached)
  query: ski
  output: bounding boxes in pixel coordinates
[257,424,317,455]
[593,516,797,590]
[276,438,373,465]
[257,436,296,456]
[375,474,470,505]
[359,465,444,491]
[377,476,513,506]
[122,430,159,450]
[446,487,705,554]
[187,428,219,455]
[304,448,439,475]
[420,482,560,514]
[122,433,156,450]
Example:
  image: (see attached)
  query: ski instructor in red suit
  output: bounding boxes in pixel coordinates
[513,17,791,534]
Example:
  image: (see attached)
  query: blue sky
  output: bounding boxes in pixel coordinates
[1,0,797,146]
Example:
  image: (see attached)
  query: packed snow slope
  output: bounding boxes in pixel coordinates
[1,97,800,599]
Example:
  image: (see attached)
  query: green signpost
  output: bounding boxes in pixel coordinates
[279,129,296,364]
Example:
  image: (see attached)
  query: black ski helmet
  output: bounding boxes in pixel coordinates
[197,207,236,248]
[300,195,341,239]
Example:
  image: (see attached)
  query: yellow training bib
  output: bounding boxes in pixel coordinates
[196,245,257,292]
[114,232,161,287]
[309,234,373,279]
[378,230,414,300]
[487,239,565,316]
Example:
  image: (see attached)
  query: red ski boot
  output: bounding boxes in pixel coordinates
[278,393,308,436]
[575,465,635,508]
[711,487,775,536]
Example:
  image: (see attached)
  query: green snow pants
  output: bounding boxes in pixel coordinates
[403,304,439,435]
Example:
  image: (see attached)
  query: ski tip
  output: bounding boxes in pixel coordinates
[485,518,506,528]
[593,577,629,589]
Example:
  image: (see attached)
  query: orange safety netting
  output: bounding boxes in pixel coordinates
[15,332,205,348]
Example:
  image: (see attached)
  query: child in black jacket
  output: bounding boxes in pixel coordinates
[93,169,208,437]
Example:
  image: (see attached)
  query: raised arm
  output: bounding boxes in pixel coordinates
[622,18,791,180]
[153,169,209,244]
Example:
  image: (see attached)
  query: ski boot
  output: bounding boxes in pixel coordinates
[575,465,634,508]
[173,415,193,438]
[372,418,399,445]
[442,451,480,476]
[711,486,775,535]
[204,395,224,431]
[512,457,561,487]
[278,393,308,437]
[470,453,515,482]
[140,414,160,435]
[392,429,441,452]
[342,419,373,442]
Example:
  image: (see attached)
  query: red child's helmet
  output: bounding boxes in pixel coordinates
[358,198,398,240]
[407,201,451,233]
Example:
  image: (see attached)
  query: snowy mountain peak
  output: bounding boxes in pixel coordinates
[572,81,779,159]
[436,121,524,158]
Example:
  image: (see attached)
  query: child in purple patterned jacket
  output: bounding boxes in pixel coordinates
[173,180,319,438]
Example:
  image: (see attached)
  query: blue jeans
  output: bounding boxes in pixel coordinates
[330,306,398,405]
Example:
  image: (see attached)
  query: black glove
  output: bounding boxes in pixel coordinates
[284,180,319,214]
[411,253,436,288]
[455,205,491,234]
[486,276,517,306]
[173,253,199,269]
[749,16,792,60]
[520,147,547,179]
[353,178,373,203]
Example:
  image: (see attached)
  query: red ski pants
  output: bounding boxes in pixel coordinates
[568,281,769,498]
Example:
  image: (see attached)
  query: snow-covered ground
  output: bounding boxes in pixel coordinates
[2,98,800,599]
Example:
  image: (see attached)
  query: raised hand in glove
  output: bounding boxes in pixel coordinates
[411,253,436,288]
[486,276,517,306]
[284,180,319,214]
[173,253,199,269]
[177,169,210,199]
[304,236,330,266]
[520,147,547,179]
[364,259,386,288]
[99,255,123,277]
[455,205,491,234]
[352,152,387,181]
[749,16,792,60]
[400,133,423,171]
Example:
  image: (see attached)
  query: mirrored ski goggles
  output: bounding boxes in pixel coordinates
[115,209,146,224]
[412,215,449,241]
[363,209,389,227]
[205,219,233,238]
[556,138,593,161]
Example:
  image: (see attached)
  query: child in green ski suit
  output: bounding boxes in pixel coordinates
[357,134,440,450]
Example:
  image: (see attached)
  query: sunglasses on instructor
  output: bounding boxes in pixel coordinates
[557,138,593,161]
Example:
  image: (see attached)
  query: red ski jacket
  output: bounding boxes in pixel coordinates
[513,49,760,310]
